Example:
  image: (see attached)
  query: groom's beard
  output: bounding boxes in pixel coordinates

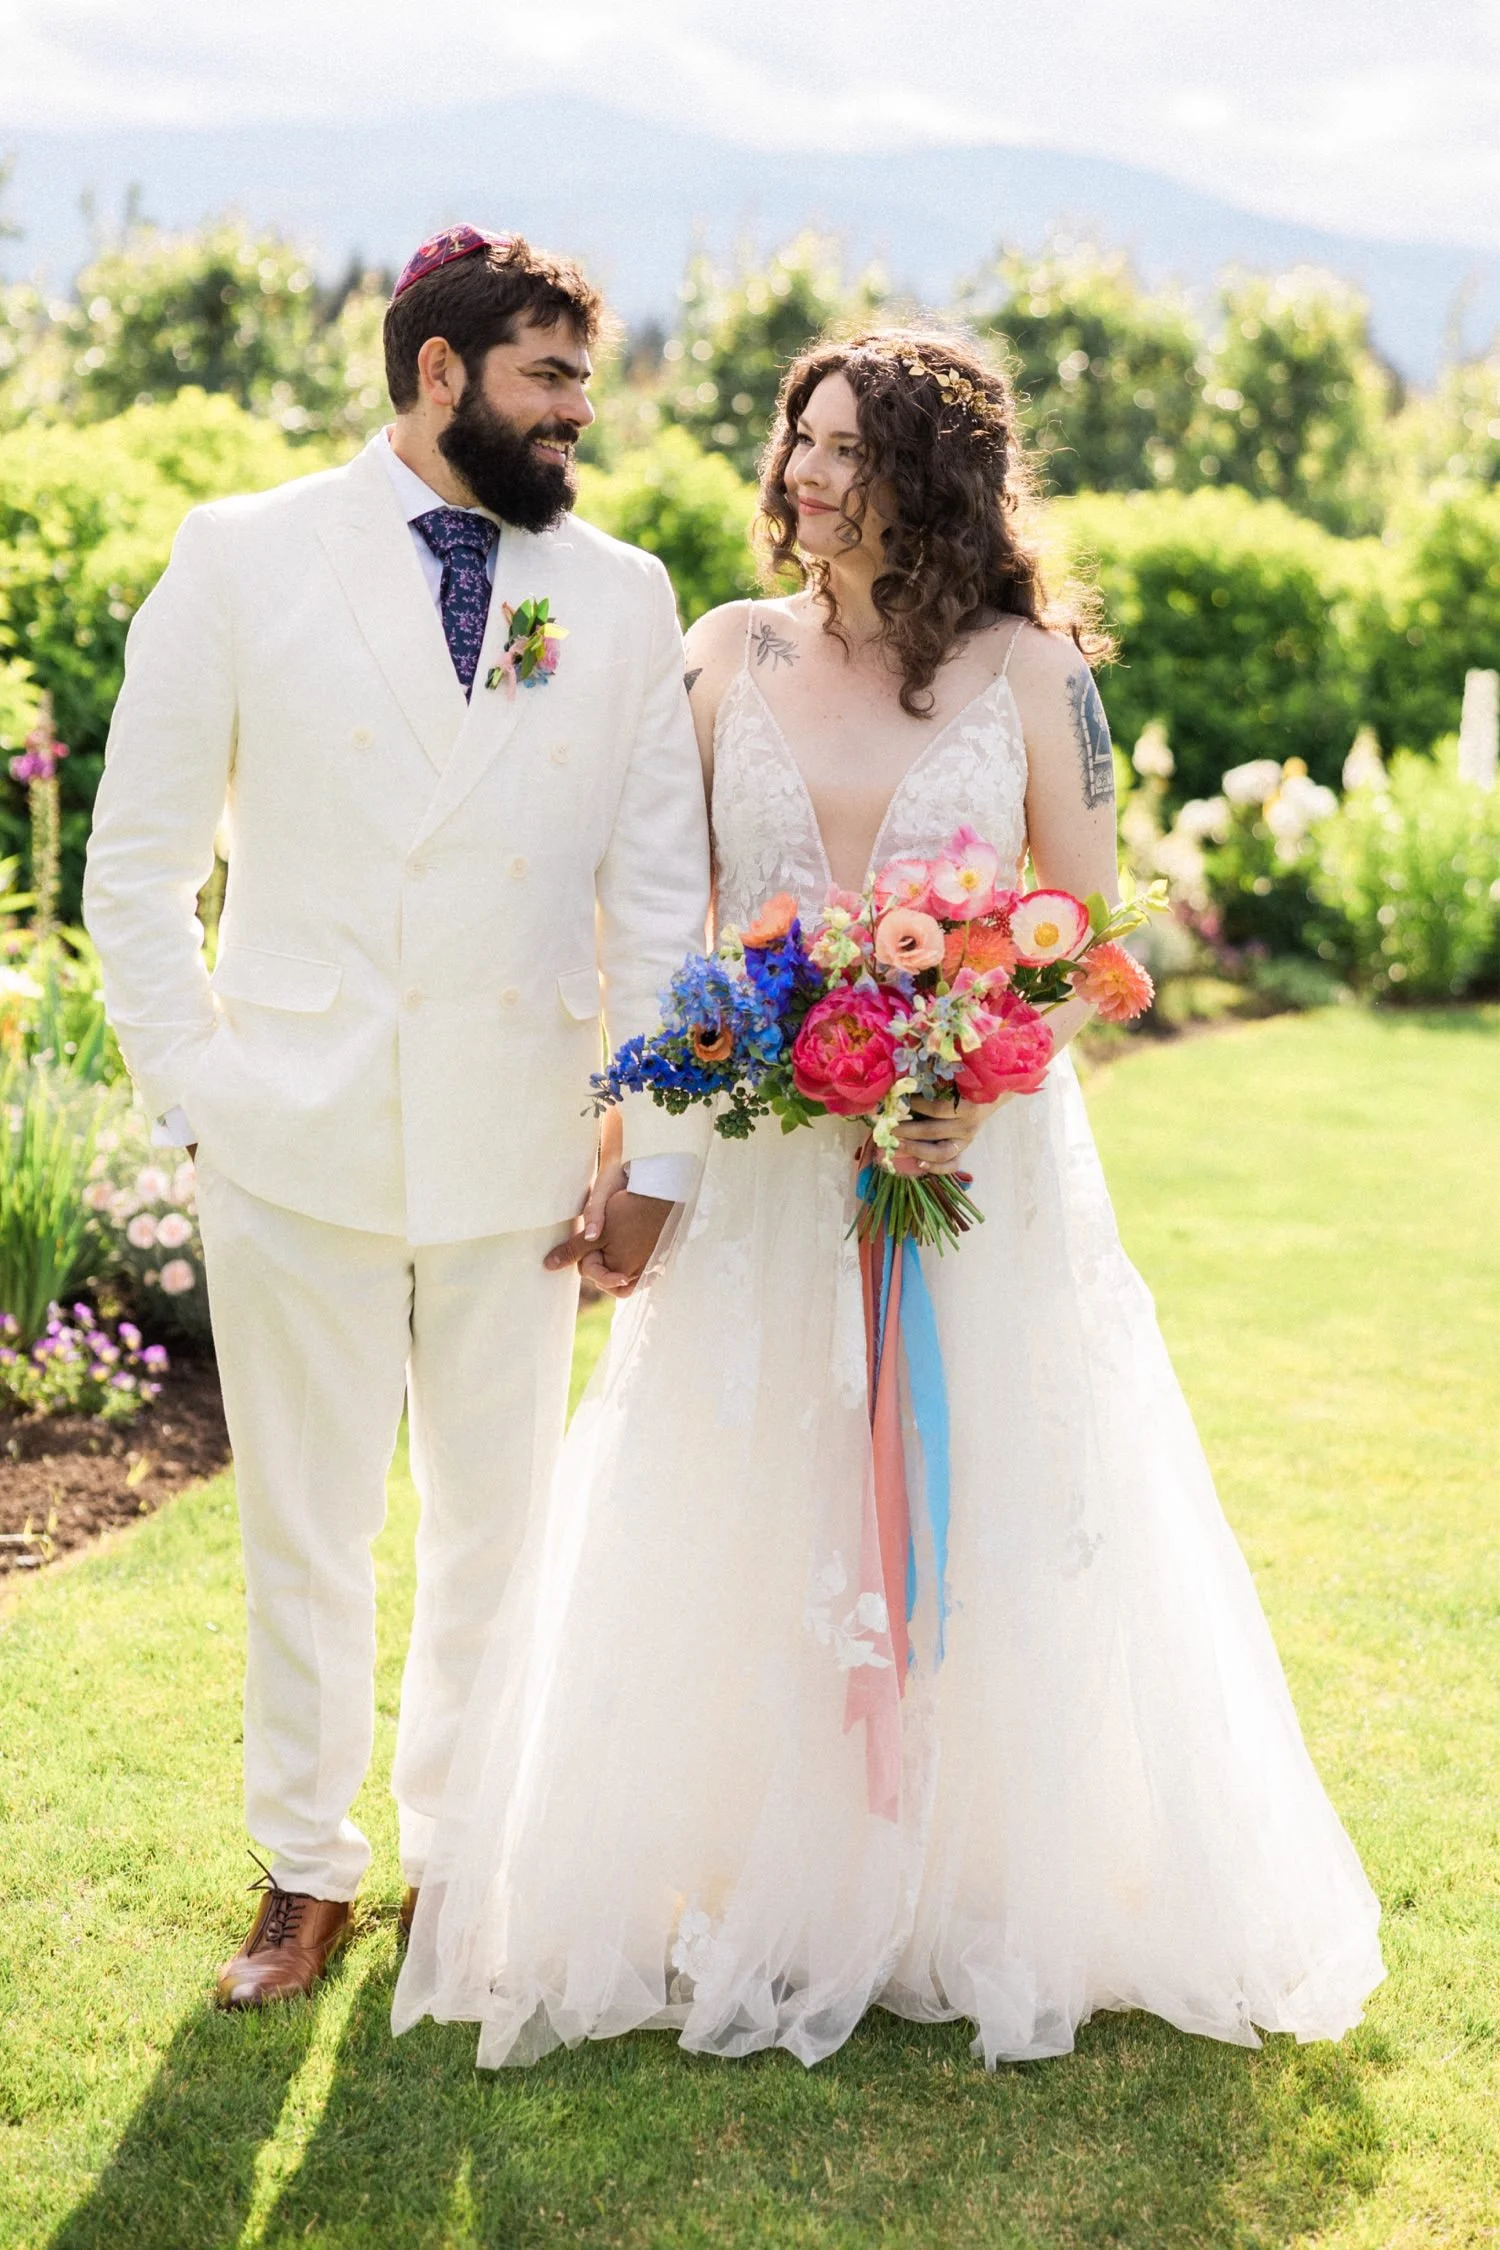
[438,388,578,533]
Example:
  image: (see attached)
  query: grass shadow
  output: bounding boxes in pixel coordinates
[45,1990,323,2250]
[243,1945,1387,2249]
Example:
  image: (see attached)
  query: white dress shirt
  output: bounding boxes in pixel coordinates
[157,429,698,1210]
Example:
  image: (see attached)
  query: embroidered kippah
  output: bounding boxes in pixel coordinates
[392,225,515,300]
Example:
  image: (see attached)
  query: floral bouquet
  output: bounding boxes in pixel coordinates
[594,826,1163,1251]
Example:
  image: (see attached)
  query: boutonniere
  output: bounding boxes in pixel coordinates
[485,598,568,695]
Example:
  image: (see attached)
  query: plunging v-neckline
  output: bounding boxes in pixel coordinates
[740,668,1016,891]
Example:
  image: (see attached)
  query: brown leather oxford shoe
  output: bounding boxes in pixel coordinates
[215,1865,350,2009]
[398,1886,419,1939]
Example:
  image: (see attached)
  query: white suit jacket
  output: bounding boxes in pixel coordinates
[83,434,712,1244]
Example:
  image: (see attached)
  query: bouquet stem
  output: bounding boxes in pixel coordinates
[856,1162,984,1253]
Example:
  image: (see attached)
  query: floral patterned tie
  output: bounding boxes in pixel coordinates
[413,508,499,698]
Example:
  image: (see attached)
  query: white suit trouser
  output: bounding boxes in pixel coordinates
[194,1160,579,1899]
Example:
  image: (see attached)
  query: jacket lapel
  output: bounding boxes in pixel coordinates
[409,521,577,846]
[316,438,467,775]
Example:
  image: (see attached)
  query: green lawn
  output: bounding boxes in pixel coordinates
[2,1008,1497,2249]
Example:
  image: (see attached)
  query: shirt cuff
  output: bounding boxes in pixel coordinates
[151,1108,196,1148]
[625,1153,700,1205]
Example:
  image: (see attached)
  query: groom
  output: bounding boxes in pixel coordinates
[84,228,710,2005]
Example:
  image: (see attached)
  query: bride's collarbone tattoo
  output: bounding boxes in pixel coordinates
[751,617,800,671]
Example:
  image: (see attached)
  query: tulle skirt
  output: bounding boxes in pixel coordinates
[393,1055,1383,2068]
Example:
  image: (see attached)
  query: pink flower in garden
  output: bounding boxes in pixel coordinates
[135,1166,171,1202]
[927,826,1000,920]
[791,988,903,1116]
[1009,890,1091,966]
[158,1260,196,1296]
[82,1181,113,1211]
[873,856,935,915]
[1071,941,1156,1023]
[171,1163,196,1206]
[952,989,1054,1101]
[126,1213,158,1250]
[873,908,945,975]
[155,1212,194,1250]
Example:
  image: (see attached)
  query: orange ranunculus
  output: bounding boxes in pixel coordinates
[741,891,799,947]
[691,1022,737,1063]
[942,913,1019,984]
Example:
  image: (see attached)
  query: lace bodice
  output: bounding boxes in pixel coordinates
[711,662,1030,930]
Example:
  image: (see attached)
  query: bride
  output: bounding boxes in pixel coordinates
[393,329,1384,2069]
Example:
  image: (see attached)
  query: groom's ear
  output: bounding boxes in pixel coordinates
[414,336,468,416]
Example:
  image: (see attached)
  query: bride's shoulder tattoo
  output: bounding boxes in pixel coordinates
[751,618,799,670]
[1066,669,1115,811]
[684,667,702,694]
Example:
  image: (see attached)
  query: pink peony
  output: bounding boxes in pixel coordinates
[953,989,1054,1101]
[158,1259,197,1296]
[126,1213,158,1250]
[927,825,1000,920]
[1071,940,1156,1023]
[1009,889,1091,965]
[792,988,903,1115]
[873,907,945,974]
[873,856,935,915]
[155,1211,194,1250]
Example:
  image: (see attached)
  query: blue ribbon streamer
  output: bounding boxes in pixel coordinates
[855,1169,953,1667]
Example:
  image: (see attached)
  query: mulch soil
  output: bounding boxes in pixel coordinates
[0,1351,230,1577]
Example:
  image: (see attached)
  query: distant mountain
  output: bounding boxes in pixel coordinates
[5,97,1496,382]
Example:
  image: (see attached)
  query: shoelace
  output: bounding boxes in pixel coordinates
[245,1850,309,1952]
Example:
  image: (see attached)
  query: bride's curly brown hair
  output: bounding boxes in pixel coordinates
[758,328,1108,716]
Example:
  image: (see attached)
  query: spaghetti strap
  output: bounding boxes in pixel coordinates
[999,616,1026,680]
[741,599,757,673]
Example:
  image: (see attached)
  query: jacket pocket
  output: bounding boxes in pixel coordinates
[556,967,601,1021]
[211,944,343,1013]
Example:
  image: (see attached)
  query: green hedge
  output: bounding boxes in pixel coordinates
[1053,488,1375,803]
[0,393,326,910]
[1356,489,1500,754]
[576,427,759,623]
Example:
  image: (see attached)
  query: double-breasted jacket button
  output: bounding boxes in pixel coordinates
[402,986,424,1011]
[548,742,569,765]
[500,985,521,1009]
[407,855,431,880]
[508,856,528,880]
[351,726,373,750]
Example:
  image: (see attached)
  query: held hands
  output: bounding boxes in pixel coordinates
[544,1122,676,1297]
[889,1094,1012,1177]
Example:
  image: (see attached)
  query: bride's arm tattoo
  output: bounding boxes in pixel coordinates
[1066,669,1115,810]
[684,667,702,694]
[751,619,798,670]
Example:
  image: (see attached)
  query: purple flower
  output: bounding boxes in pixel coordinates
[0,1314,17,1339]
[72,1303,94,1324]
[89,1362,108,1381]
[119,1322,142,1351]
[142,1344,169,1374]
[110,1372,136,1391]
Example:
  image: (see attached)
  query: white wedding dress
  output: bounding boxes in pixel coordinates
[394,651,1384,2069]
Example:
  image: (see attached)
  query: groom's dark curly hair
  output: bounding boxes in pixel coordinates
[759,328,1109,717]
[384,237,605,410]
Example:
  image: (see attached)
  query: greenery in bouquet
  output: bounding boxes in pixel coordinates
[83,1115,212,1344]
[595,829,1163,1250]
[0,1300,168,1425]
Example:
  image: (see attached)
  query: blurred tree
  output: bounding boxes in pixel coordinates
[1402,345,1500,489]
[662,233,887,481]
[61,220,389,443]
[1188,269,1394,534]
[964,239,1200,494]
[576,426,757,622]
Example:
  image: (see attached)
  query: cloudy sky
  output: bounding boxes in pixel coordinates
[3,0,1497,249]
